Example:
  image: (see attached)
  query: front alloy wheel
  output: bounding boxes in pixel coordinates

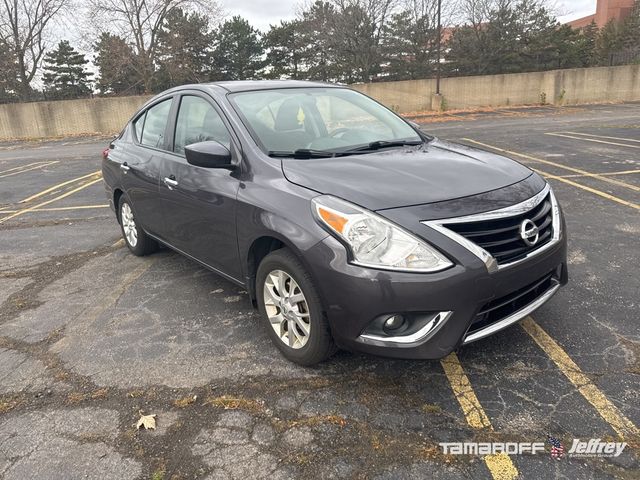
[256,248,336,365]
[263,269,311,349]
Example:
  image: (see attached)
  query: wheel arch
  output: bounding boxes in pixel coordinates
[113,188,124,223]
[245,233,316,306]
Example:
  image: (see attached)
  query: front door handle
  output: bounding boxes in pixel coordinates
[120,162,130,172]
[163,176,178,190]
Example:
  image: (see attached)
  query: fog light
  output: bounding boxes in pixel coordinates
[383,314,406,332]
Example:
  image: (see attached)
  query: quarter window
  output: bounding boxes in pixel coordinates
[140,99,172,149]
[174,96,231,155]
[132,113,145,142]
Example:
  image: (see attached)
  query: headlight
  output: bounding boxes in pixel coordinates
[312,195,452,272]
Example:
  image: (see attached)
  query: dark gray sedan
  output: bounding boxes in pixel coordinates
[102,80,568,365]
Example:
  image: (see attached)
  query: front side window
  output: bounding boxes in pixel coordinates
[229,88,420,154]
[140,99,172,148]
[174,96,231,155]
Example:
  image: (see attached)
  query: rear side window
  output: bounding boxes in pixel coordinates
[140,99,172,148]
[174,96,231,155]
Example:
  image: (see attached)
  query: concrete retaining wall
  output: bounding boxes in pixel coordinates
[0,64,638,139]
[0,95,152,140]
[353,64,640,114]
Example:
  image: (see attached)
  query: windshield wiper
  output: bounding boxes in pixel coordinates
[345,140,423,152]
[268,149,337,159]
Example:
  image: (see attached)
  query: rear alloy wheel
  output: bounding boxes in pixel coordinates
[118,196,157,256]
[121,202,138,247]
[257,248,336,365]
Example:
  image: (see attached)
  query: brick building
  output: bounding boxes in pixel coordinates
[568,0,635,29]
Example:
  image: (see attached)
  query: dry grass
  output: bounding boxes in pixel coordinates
[0,397,21,414]
[287,414,348,429]
[416,443,456,464]
[67,392,86,403]
[421,403,443,414]
[205,395,265,414]
[174,395,197,408]
[91,388,109,399]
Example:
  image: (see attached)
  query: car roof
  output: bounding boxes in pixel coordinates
[203,80,341,93]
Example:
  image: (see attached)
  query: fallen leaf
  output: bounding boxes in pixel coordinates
[136,413,157,430]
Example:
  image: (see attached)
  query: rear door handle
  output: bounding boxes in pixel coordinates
[120,162,130,172]
[163,176,178,190]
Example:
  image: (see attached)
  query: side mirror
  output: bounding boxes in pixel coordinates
[185,141,234,169]
[407,120,422,131]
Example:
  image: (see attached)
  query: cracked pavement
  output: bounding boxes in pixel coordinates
[0,105,638,479]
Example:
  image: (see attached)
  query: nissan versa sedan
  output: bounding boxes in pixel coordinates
[102,80,568,366]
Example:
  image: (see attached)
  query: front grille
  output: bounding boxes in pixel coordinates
[444,193,553,265]
[468,272,556,335]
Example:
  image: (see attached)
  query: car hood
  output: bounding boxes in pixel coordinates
[281,139,533,211]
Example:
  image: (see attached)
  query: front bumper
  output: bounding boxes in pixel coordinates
[303,226,567,360]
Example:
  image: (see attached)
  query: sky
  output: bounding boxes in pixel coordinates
[222,0,598,31]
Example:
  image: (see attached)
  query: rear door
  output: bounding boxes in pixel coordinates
[121,97,174,236]
[158,92,242,280]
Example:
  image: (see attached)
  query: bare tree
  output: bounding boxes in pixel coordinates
[88,0,222,93]
[0,0,69,100]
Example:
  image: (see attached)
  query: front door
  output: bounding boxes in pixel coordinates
[159,94,242,280]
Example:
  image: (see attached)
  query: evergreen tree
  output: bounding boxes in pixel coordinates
[94,33,141,95]
[595,20,624,65]
[382,4,440,81]
[263,20,303,79]
[620,0,640,51]
[155,8,214,90]
[211,16,264,80]
[0,41,19,102]
[297,1,340,82]
[580,21,599,67]
[42,40,92,99]
[447,0,572,75]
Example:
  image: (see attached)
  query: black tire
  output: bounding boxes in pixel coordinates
[117,195,158,256]
[256,248,337,366]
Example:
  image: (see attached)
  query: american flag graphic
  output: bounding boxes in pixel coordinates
[547,435,565,459]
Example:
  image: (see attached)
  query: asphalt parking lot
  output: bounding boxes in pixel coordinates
[0,103,638,480]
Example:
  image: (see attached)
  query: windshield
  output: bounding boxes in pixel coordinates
[229,87,422,155]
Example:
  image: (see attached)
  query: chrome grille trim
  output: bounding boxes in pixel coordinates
[421,184,561,273]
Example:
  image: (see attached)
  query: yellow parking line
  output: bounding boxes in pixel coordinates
[558,169,640,178]
[441,353,519,480]
[561,132,640,144]
[546,132,640,149]
[533,168,640,210]
[462,138,640,193]
[0,161,59,178]
[522,317,639,439]
[19,170,101,204]
[0,178,103,224]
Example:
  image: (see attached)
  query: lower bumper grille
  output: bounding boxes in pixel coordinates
[464,271,559,343]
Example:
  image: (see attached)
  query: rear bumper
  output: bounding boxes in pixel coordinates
[304,228,567,360]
